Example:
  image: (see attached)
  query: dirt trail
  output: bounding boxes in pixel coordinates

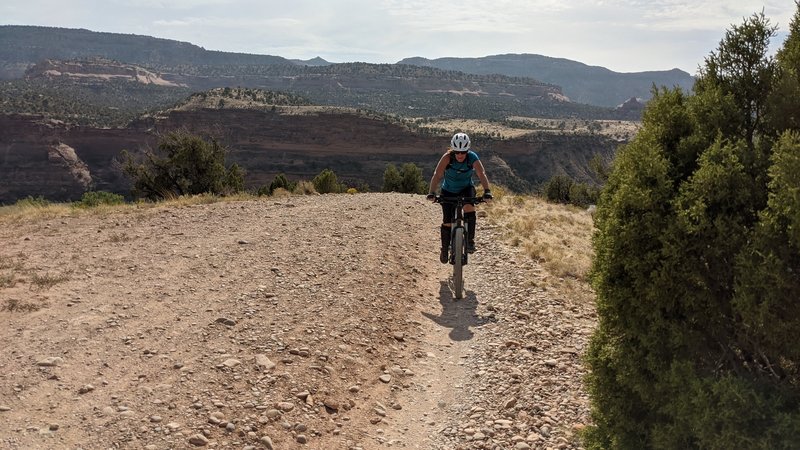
[0,193,594,450]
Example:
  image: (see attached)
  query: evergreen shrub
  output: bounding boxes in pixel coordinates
[586,9,800,449]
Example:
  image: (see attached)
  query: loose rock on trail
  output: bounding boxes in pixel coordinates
[0,193,595,449]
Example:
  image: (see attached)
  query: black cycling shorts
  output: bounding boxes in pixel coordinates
[440,186,476,224]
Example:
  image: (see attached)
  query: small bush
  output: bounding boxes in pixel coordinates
[75,191,125,208]
[269,173,297,195]
[543,175,573,203]
[399,163,427,194]
[383,163,426,193]
[347,187,358,194]
[312,169,344,194]
[543,175,598,207]
[383,164,402,192]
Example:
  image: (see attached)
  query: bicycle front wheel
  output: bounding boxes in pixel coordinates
[452,227,464,299]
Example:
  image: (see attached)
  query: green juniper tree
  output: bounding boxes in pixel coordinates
[121,130,244,200]
[382,163,426,194]
[586,7,800,449]
[382,164,402,192]
[312,169,343,194]
[399,163,427,194]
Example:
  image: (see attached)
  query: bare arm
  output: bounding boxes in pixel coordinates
[428,153,450,194]
[473,159,491,192]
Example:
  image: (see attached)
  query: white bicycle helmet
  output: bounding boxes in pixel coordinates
[450,132,471,151]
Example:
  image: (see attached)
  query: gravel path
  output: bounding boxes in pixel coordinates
[0,193,595,449]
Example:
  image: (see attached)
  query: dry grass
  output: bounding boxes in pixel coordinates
[271,187,293,198]
[485,192,596,302]
[0,255,72,292]
[108,232,133,243]
[2,298,45,312]
[0,272,15,288]
[0,202,76,223]
[0,255,26,289]
[0,193,261,225]
[29,271,71,290]
[0,255,26,271]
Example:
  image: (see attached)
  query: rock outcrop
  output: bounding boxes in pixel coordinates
[0,114,146,203]
[25,58,184,86]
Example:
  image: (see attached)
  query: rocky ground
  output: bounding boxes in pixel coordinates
[0,192,596,449]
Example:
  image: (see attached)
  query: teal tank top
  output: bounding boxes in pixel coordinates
[442,151,479,192]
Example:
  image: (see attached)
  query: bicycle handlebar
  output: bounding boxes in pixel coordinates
[434,196,485,205]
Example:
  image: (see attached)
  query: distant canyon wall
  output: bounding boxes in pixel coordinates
[0,111,621,204]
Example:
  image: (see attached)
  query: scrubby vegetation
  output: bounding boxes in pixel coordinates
[312,169,345,194]
[586,8,800,448]
[541,174,599,207]
[174,87,311,110]
[0,77,190,127]
[120,131,245,200]
[74,191,125,208]
[382,163,427,194]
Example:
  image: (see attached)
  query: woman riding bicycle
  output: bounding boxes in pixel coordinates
[426,132,493,264]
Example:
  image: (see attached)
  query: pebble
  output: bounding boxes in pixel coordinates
[256,354,276,370]
[36,357,63,367]
[277,402,294,412]
[188,434,209,446]
[215,317,237,326]
[259,435,274,449]
[323,398,339,411]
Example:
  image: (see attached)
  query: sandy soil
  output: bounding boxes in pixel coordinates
[0,193,595,449]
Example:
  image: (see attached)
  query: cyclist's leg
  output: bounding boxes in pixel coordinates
[461,187,478,253]
[439,190,457,264]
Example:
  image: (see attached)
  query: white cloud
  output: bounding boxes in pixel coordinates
[2,0,797,72]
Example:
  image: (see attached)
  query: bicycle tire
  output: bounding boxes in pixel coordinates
[452,227,464,299]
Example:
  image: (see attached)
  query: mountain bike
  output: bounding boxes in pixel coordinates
[435,196,484,299]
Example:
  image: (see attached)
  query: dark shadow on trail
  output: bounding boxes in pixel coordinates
[422,281,496,341]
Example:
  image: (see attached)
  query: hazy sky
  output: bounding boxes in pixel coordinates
[2,1,796,74]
